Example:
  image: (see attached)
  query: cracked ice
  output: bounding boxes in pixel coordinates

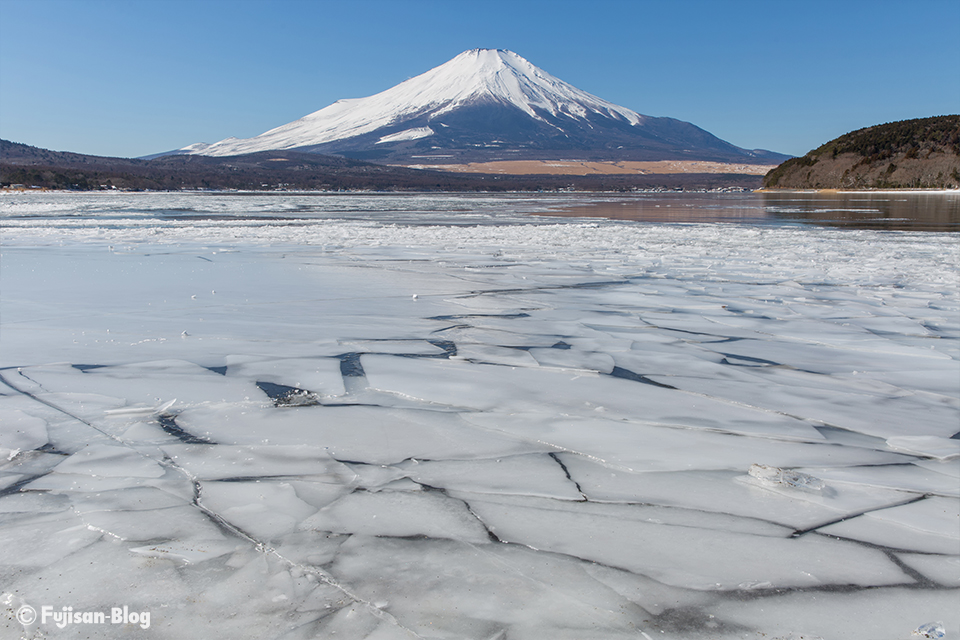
[1,191,958,639]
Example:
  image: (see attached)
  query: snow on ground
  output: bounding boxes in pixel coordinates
[1,192,958,639]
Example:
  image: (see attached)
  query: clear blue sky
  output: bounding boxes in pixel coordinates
[1,0,957,158]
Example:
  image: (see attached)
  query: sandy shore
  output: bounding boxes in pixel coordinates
[401,159,777,176]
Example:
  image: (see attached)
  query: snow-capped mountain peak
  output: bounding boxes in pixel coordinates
[185,49,644,157]
[379,48,645,125]
[178,49,786,164]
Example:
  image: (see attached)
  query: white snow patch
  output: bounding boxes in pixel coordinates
[375,127,434,144]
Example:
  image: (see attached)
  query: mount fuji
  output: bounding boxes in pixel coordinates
[174,49,788,165]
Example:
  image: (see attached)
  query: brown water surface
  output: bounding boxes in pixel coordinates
[546,191,960,231]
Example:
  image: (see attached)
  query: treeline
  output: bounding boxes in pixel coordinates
[827,115,960,160]
[1,140,763,192]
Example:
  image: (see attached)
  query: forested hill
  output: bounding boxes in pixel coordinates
[763,115,960,189]
[0,140,765,192]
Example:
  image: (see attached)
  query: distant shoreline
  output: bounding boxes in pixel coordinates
[398,159,776,176]
[5,186,958,196]
[0,185,758,195]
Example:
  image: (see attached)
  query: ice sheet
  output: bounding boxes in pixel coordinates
[818,496,960,554]
[709,587,960,639]
[557,455,921,531]
[460,493,909,589]
[300,488,492,543]
[2,192,957,639]
[0,408,48,459]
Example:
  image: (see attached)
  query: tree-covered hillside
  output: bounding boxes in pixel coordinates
[1,140,764,192]
[764,116,960,189]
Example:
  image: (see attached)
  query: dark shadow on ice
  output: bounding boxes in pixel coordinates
[719,353,825,374]
[609,366,678,389]
[205,365,228,376]
[216,475,306,482]
[156,413,218,444]
[462,279,627,299]
[37,443,70,456]
[0,473,53,498]
[425,339,457,358]
[548,452,587,499]
[255,381,322,407]
[491,343,567,353]
[338,353,366,378]
[72,364,109,372]
[427,313,531,320]
[718,353,782,367]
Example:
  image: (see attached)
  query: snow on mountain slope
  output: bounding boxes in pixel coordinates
[190,50,646,157]
[376,127,435,145]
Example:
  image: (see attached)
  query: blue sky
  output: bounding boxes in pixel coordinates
[1,0,957,158]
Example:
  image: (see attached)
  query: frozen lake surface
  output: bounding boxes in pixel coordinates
[1,192,958,639]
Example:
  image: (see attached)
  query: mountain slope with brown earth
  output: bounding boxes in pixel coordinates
[404,160,774,176]
[763,116,960,190]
